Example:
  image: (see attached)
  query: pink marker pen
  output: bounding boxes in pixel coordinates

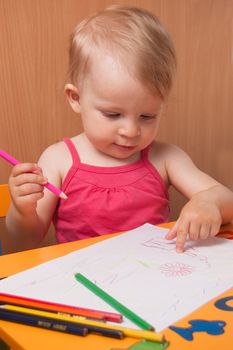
[0,149,67,200]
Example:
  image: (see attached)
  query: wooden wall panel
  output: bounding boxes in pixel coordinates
[0,0,232,249]
[158,0,233,214]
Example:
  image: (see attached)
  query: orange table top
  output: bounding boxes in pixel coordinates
[0,222,233,350]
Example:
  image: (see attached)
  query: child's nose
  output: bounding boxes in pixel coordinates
[118,121,140,138]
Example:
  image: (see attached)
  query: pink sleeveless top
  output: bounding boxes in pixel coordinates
[53,138,169,243]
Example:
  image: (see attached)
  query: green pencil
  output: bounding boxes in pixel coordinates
[74,273,154,331]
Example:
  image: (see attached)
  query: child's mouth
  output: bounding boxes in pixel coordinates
[114,144,136,151]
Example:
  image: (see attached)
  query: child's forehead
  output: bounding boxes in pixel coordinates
[83,57,163,109]
[86,53,137,88]
[81,50,163,103]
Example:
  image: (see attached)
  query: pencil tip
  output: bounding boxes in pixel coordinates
[60,192,68,200]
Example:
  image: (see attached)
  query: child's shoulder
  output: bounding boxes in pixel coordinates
[38,140,72,179]
[149,141,193,184]
[149,141,187,162]
[39,140,69,160]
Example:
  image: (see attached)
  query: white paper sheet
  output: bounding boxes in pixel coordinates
[0,223,233,331]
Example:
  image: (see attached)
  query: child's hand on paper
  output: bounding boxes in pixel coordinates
[165,192,222,253]
[8,163,48,215]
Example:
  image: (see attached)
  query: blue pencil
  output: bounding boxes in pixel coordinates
[0,307,88,337]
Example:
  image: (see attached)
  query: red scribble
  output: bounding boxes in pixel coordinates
[159,262,195,277]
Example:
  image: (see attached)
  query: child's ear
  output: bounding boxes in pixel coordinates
[64,84,81,113]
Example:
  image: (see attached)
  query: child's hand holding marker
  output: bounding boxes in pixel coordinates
[0,148,67,230]
[9,162,49,215]
[0,148,67,251]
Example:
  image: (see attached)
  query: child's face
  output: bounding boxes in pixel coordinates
[68,53,164,160]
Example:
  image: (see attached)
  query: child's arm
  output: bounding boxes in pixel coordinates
[5,144,64,252]
[163,144,233,252]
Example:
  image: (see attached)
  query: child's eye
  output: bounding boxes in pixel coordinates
[102,112,121,118]
[141,114,156,121]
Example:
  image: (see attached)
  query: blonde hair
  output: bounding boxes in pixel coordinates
[68,6,176,98]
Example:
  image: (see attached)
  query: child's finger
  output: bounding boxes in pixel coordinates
[11,163,41,176]
[16,183,45,197]
[189,221,201,240]
[176,233,187,253]
[210,222,221,237]
[199,223,210,239]
[11,173,47,189]
[175,220,190,253]
[165,221,179,239]
[16,191,45,206]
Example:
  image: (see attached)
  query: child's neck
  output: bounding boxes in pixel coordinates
[73,133,141,167]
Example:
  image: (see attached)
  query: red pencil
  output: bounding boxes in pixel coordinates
[0,293,122,323]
